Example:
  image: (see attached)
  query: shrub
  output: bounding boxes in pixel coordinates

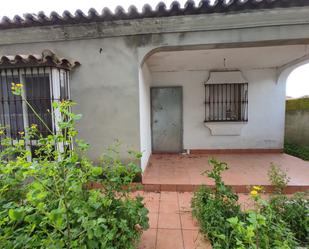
[247,190,298,249]
[286,97,309,111]
[267,163,290,194]
[227,210,297,249]
[191,159,243,248]
[192,159,305,249]
[0,92,148,248]
[284,142,309,161]
[267,164,309,245]
[269,192,309,245]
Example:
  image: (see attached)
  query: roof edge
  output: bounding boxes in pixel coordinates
[0,50,80,70]
[1,0,309,30]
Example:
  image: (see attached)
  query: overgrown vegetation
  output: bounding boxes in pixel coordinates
[0,83,148,248]
[284,142,309,161]
[268,165,309,246]
[192,159,309,249]
[191,159,243,248]
[286,97,309,111]
[267,163,290,194]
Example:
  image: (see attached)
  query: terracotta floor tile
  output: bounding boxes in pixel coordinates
[143,153,309,190]
[138,229,157,249]
[145,200,160,213]
[158,213,181,229]
[160,184,177,191]
[143,184,161,192]
[182,230,212,249]
[159,200,179,214]
[148,212,159,229]
[180,213,199,230]
[160,191,178,201]
[143,192,160,202]
[156,229,184,249]
[178,192,193,210]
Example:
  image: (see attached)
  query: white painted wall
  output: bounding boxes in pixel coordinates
[1,6,308,163]
[139,63,152,170]
[151,69,286,150]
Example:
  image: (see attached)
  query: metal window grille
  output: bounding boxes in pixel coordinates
[204,83,248,122]
[0,67,70,147]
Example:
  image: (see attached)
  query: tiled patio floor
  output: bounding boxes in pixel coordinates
[142,153,309,192]
[137,191,257,249]
[137,191,211,249]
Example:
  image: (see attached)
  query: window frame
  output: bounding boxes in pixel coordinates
[204,82,248,123]
[0,67,71,153]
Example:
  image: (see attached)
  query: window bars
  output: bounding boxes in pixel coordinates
[0,67,70,146]
[204,83,248,122]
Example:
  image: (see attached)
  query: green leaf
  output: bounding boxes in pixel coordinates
[8,209,24,221]
[227,216,239,225]
[72,114,82,121]
[91,167,103,176]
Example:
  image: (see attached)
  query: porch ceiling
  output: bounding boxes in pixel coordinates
[147,45,309,72]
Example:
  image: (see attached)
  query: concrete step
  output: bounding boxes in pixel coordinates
[142,183,309,194]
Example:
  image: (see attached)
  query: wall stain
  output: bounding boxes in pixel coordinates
[124,34,164,48]
[178,32,187,41]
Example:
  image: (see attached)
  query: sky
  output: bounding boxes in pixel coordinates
[0,0,308,98]
[0,0,191,18]
[286,64,309,98]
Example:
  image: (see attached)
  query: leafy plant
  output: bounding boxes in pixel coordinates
[267,163,290,194]
[228,209,297,249]
[191,159,242,248]
[269,192,309,245]
[267,164,309,245]
[192,159,307,249]
[0,84,148,249]
[284,142,309,161]
[220,187,298,249]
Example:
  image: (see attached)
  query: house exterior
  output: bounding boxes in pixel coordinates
[1,0,309,171]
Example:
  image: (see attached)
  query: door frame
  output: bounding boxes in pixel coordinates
[150,86,184,153]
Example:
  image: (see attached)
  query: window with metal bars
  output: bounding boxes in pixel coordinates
[204,83,248,122]
[0,67,70,142]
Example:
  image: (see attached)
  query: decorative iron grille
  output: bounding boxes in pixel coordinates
[0,67,70,146]
[204,83,248,122]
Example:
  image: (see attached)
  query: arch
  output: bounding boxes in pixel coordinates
[277,54,309,85]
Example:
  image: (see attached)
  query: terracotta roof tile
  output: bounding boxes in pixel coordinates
[0,50,80,70]
[0,0,308,30]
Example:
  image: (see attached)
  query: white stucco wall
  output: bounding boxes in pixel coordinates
[0,5,308,164]
[0,38,141,161]
[151,69,286,150]
[139,63,152,170]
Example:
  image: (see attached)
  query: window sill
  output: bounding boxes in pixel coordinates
[204,121,248,136]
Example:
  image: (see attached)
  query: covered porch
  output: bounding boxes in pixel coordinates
[142,153,309,193]
[139,44,309,171]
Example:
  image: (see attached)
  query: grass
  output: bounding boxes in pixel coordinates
[284,142,309,161]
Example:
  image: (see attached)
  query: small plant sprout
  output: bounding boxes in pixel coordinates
[267,163,290,194]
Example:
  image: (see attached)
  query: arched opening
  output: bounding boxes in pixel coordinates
[284,63,309,160]
[286,63,309,99]
[139,44,309,171]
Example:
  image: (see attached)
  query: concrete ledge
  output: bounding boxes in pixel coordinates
[204,122,247,136]
[142,183,309,194]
